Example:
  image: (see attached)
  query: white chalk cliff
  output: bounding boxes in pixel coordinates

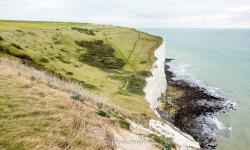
[144,40,200,150]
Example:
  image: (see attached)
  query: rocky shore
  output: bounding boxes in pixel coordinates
[158,58,235,150]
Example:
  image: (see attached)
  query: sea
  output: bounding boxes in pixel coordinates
[139,28,250,150]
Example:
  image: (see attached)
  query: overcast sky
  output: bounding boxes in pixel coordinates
[0,0,250,28]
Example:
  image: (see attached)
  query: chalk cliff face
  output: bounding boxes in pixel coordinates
[144,40,200,150]
[144,40,167,109]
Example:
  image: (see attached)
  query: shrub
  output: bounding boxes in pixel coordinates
[148,134,175,150]
[137,71,152,77]
[97,110,110,118]
[60,48,67,52]
[96,102,103,109]
[78,81,97,90]
[0,43,32,61]
[71,27,95,35]
[0,44,8,53]
[16,54,33,61]
[70,93,85,102]
[76,40,125,70]
[54,40,61,44]
[11,43,23,50]
[30,76,36,81]
[55,55,71,64]
[127,75,146,95]
[0,36,3,41]
[39,57,49,63]
[66,72,73,75]
[71,78,97,90]
[140,60,147,64]
[119,118,130,130]
[16,30,23,33]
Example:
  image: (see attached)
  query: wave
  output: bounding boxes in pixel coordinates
[165,57,236,149]
[166,58,237,108]
[166,59,222,97]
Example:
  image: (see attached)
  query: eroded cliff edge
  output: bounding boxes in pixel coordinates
[144,40,200,150]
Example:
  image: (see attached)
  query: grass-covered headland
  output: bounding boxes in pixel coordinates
[0,20,166,149]
[0,20,162,116]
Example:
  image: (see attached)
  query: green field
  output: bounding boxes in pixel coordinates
[0,20,162,120]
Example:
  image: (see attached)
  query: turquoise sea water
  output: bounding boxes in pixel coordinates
[140,28,250,150]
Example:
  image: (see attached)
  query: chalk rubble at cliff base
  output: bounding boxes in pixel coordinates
[149,119,200,150]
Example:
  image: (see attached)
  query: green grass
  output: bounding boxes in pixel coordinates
[0,20,97,30]
[71,27,95,35]
[0,20,162,119]
[76,40,125,70]
[119,118,130,130]
[148,134,176,150]
[70,92,86,102]
[0,67,118,149]
[97,110,111,118]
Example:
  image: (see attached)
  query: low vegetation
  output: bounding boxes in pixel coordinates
[76,40,125,70]
[0,61,116,149]
[119,118,131,130]
[70,92,86,102]
[11,42,23,50]
[127,74,146,95]
[1,60,168,150]
[148,134,176,150]
[97,110,111,118]
[71,27,95,35]
[0,19,180,149]
[108,73,147,95]
[0,35,3,41]
[0,20,162,125]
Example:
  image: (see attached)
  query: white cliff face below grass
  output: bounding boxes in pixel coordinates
[144,40,167,109]
[143,40,200,149]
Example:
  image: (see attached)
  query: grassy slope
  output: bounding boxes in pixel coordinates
[0,20,162,121]
[0,61,113,150]
[1,59,167,150]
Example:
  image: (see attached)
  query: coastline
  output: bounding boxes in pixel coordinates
[144,40,200,150]
[158,58,235,149]
[144,40,167,110]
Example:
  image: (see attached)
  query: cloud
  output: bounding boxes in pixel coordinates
[0,0,250,28]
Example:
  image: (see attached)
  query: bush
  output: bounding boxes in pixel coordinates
[39,57,49,63]
[76,40,125,70]
[137,71,152,77]
[16,30,23,33]
[119,118,130,130]
[127,75,146,95]
[71,27,95,35]
[71,78,97,90]
[0,36,3,41]
[140,60,147,64]
[55,55,71,64]
[97,110,110,118]
[0,44,8,53]
[66,72,73,75]
[54,40,61,44]
[96,103,103,109]
[148,134,175,150]
[16,54,33,61]
[70,93,85,102]
[11,43,23,50]
[0,43,32,61]
[30,76,36,81]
